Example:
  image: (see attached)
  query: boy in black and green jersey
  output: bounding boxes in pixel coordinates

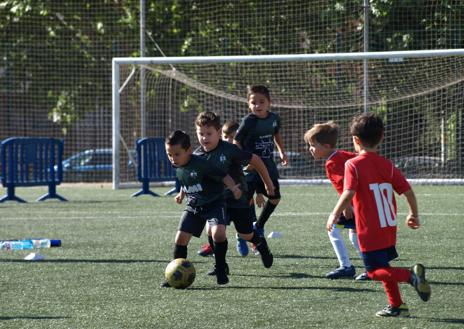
[194,111,275,273]
[234,85,288,242]
[164,130,241,286]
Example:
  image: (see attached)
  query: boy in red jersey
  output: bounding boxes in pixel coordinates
[327,113,431,317]
[304,121,368,280]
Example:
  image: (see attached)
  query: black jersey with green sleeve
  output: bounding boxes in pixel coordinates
[176,155,227,207]
[235,112,281,179]
[194,140,253,208]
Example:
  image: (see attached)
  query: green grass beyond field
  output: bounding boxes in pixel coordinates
[1,184,463,329]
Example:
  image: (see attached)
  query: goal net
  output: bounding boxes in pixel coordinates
[112,50,464,188]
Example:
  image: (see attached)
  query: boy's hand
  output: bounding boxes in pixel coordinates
[343,207,354,220]
[280,152,288,166]
[230,184,242,200]
[255,193,265,208]
[406,215,420,229]
[326,213,338,232]
[175,192,184,204]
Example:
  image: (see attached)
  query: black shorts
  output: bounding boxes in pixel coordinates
[178,204,227,238]
[246,177,281,201]
[361,246,399,272]
[226,206,255,235]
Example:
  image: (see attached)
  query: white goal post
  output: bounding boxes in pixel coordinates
[112,49,464,189]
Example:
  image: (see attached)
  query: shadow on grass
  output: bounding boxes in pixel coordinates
[428,265,464,271]
[0,316,70,320]
[276,254,336,260]
[429,318,464,324]
[184,284,377,292]
[0,258,167,264]
[428,280,464,286]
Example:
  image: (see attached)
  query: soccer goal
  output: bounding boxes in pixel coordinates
[112,49,464,189]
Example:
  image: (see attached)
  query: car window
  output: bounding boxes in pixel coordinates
[87,154,112,166]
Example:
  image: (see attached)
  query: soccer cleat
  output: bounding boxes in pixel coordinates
[355,272,371,281]
[375,303,410,317]
[236,234,249,257]
[207,262,230,276]
[326,265,356,279]
[410,263,431,302]
[255,238,273,268]
[160,281,171,288]
[197,243,214,257]
[215,268,229,285]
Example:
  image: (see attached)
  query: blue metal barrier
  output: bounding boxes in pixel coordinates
[131,137,176,197]
[0,137,67,202]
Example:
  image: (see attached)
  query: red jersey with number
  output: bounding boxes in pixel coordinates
[344,152,411,252]
[326,150,356,195]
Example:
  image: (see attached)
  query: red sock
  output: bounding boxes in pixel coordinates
[368,267,411,307]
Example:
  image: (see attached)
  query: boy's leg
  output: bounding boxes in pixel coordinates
[326,227,355,279]
[211,224,229,284]
[233,207,273,268]
[254,178,281,231]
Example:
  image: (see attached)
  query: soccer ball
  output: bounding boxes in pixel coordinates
[164,258,196,289]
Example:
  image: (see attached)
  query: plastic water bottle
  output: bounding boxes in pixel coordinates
[0,239,61,251]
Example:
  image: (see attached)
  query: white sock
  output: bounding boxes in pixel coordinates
[328,228,352,268]
[349,229,361,257]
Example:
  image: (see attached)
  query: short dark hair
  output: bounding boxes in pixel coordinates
[165,130,191,149]
[350,112,384,148]
[304,121,339,148]
[222,120,239,136]
[247,85,271,102]
[195,111,221,130]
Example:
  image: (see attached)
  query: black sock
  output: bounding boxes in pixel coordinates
[208,235,215,252]
[213,239,228,271]
[173,244,187,259]
[255,201,277,228]
[248,232,262,244]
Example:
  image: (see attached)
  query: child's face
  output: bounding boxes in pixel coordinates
[196,124,221,151]
[247,92,270,118]
[222,131,235,143]
[165,143,192,167]
[307,140,332,160]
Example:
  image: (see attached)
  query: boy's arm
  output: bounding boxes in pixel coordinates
[327,189,355,231]
[249,154,275,196]
[223,174,242,200]
[403,188,420,229]
[175,189,185,204]
[273,132,288,166]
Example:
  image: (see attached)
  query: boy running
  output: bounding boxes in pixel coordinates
[327,113,431,317]
[304,121,368,281]
[194,112,275,273]
[234,85,288,245]
[163,130,241,286]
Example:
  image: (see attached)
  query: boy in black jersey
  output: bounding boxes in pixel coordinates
[234,85,288,244]
[163,130,241,286]
[195,111,275,273]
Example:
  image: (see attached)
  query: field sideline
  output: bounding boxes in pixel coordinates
[1,185,463,329]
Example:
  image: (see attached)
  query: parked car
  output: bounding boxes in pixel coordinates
[60,148,135,182]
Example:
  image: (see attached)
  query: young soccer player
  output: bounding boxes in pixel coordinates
[304,121,368,281]
[196,119,244,257]
[163,130,241,286]
[234,85,288,245]
[194,112,275,272]
[327,113,431,317]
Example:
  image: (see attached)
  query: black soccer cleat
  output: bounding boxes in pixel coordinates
[161,281,171,288]
[207,262,230,276]
[256,238,273,268]
[410,263,431,302]
[375,304,410,317]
